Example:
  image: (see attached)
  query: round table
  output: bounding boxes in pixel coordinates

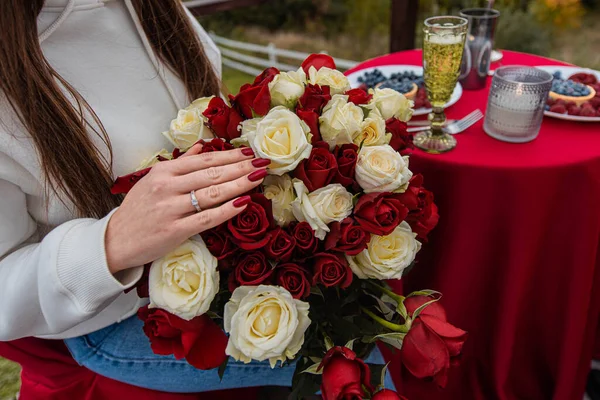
[347,50,600,400]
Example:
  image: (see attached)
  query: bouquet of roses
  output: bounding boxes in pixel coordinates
[112,54,466,399]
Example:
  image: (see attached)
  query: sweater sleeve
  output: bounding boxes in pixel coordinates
[0,178,143,341]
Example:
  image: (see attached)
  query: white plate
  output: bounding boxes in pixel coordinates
[491,50,503,63]
[346,65,463,116]
[535,65,600,123]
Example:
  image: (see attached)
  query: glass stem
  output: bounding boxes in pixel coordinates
[429,106,446,137]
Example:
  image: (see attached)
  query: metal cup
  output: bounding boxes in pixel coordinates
[458,8,500,90]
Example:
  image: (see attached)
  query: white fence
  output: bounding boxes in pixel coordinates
[208,33,360,76]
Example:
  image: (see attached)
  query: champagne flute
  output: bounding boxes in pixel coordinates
[414,16,468,154]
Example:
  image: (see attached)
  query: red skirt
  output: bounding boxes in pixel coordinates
[0,338,258,400]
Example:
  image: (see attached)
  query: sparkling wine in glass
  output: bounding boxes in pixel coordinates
[414,16,468,154]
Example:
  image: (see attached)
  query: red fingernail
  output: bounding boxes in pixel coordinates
[252,158,271,168]
[241,148,254,156]
[248,169,268,182]
[233,195,251,208]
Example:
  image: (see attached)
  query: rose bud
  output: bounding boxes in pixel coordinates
[274,263,312,299]
[289,221,319,259]
[312,252,353,289]
[228,193,275,250]
[354,192,409,236]
[294,141,338,191]
[324,218,370,256]
[401,296,468,388]
[228,251,273,292]
[263,227,296,262]
[318,346,373,400]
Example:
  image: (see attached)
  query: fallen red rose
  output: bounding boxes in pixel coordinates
[319,346,372,400]
[137,306,227,370]
[401,296,468,388]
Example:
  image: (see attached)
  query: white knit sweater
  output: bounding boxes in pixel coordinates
[0,0,221,340]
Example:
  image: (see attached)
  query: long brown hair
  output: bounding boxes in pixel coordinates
[0,0,220,218]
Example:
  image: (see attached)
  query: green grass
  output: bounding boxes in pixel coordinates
[0,358,20,400]
[222,67,255,94]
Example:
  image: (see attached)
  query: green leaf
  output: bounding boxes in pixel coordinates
[396,299,408,320]
[310,285,324,298]
[301,363,323,375]
[290,359,321,399]
[309,357,322,364]
[344,338,358,351]
[407,289,442,298]
[217,357,229,381]
[367,293,395,321]
[380,362,390,389]
[411,297,441,320]
[324,336,334,351]
[370,332,406,350]
[368,363,385,392]
[206,311,221,319]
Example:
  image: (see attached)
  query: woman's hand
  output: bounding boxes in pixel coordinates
[105,144,269,274]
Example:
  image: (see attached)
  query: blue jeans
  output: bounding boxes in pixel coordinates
[65,315,395,393]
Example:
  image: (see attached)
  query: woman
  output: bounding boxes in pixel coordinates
[0,1,391,398]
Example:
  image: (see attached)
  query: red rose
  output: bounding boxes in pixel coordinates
[137,306,227,370]
[372,389,408,400]
[228,193,275,250]
[401,296,467,388]
[274,263,312,299]
[263,227,296,262]
[324,218,370,256]
[198,138,235,153]
[395,175,439,241]
[345,88,372,105]
[202,97,244,141]
[229,67,279,119]
[354,192,408,236]
[296,109,322,143]
[111,167,151,195]
[228,251,273,291]
[289,222,319,259]
[297,84,332,113]
[294,141,338,191]
[332,144,359,190]
[301,53,337,74]
[319,346,372,400]
[200,225,237,262]
[386,117,413,153]
[312,252,353,289]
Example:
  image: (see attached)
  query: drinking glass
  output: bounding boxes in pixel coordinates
[483,66,553,143]
[414,16,468,154]
[458,8,500,90]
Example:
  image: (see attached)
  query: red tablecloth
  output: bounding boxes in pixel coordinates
[348,50,600,400]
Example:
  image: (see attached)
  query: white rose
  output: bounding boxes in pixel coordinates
[162,108,213,151]
[149,236,219,321]
[319,94,364,150]
[224,285,311,368]
[136,149,172,171]
[347,221,421,280]
[186,96,214,116]
[245,106,312,175]
[308,66,351,95]
[268,69,307,109]
[355,145,412,193]
[291,180,353,240]
[264,174,297,227]
[367,88,414,121]
[353,113,391,147]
